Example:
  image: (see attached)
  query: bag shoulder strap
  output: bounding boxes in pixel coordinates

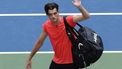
[63,16,83,37]
[64,16,83,28]
[63,16,73,29]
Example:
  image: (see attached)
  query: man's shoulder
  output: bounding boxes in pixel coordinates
[64,15,73,19]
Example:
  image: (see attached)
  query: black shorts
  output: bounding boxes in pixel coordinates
[49,60,77,69]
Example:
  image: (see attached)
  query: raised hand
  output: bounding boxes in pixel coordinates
[72,0,81,8]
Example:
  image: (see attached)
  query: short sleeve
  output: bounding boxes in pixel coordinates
[42,23,47,33]
[66,15,76,27]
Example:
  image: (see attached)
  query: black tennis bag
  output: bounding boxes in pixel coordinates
[64,16,104,68]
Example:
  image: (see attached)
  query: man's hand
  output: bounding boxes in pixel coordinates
[26,60,32,69]
[72,0,81,8]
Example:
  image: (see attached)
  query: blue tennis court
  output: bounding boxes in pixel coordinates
[0,0,122,69]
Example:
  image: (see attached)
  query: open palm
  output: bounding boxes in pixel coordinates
[72,0,81,7]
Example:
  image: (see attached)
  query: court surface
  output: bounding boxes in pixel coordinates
[0,0,122,69]
[0,52,122,69]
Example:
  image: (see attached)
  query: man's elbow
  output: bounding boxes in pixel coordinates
[84,13,90,19]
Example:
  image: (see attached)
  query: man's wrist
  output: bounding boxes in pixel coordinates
[77,5,84,10]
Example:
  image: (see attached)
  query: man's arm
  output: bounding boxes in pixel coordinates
[72,0,90,23]
[26,30,47,69]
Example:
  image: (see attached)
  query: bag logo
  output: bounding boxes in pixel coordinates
[78,43,83,49]
[93,33,97,43]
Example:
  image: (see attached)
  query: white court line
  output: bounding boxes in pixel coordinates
[0,51,122,54]
[0,13,122,16]
[0,51,54,54]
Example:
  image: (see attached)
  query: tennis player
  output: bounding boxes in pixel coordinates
[26,0,90,69]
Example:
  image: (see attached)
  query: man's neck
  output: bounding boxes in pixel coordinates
[52,17,61,25]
